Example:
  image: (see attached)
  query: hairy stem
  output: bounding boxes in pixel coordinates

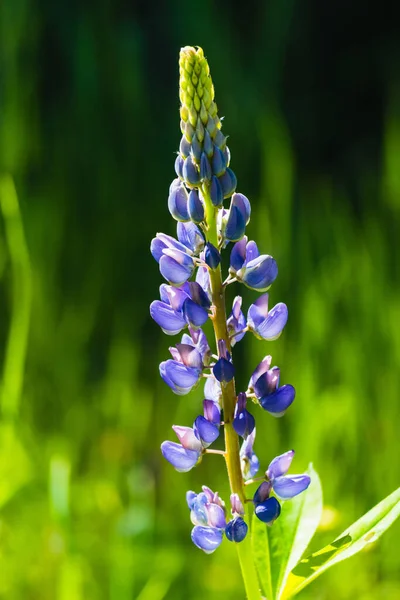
[202,186,261,600]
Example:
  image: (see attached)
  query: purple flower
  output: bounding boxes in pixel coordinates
[161,442,200,472]
[253,364,296,417]
[247,293,288,340]
[161,423,203,472]
[227,296,247,346]
[266,450,311,500]
[191,526,223,553]
[193,416,219,448]
[160,248,195,286]
[188,487,227,553]
[150,232,190,263]
[181,327,211,366]
[150,284,210,335]
[248,355,272,391]
[253,451,310,523]
[233,392,255,439]
[229,236,278,291]
[160,343,204,395]
[240,428,259,480]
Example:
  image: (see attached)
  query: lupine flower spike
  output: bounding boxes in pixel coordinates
[150,46,311,596]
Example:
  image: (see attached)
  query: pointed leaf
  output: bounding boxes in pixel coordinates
[281,486,400,599]
[252,464,322,599]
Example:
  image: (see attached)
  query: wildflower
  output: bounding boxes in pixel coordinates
[253,451,310,523]
[230,236,278,291]
[188,486,227,553]
[247,293,288,340]
[252,364,296,416]
[224,193,251,242]
[150,283,209,335]
[159,343,204,395]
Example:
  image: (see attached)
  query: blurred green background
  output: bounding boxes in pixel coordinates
[0,0,399,598]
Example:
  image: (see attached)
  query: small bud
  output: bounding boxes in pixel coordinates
[200,152,212,181]
[188,189,205,223]
[210,175,224,207]
[225,517,248,542]
[218,168,237,199]
[211,146,227,177]
[183,156,201,187]
[168,180,190,222]
[205,242,221,269]
[254,497,281,524]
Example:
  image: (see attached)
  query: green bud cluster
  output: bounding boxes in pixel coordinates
[179,46,224,148]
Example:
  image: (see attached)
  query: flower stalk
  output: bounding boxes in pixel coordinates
[150,45,310,599]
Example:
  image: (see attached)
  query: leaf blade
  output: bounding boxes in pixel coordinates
[281,486,400,599]
[251,464,323,600]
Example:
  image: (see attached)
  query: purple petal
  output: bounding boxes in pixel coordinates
[254,367,280,399]
[232,192,251,224]
[245,240,259,262]
[230,237,247,272]
[196,266,211,298]
[248,355,272,390]
[191,526,223,554]
[273,474,311,499]
[186,490,197,510]
[187,282,211,308]
[233,410,255,439]
[253,303,288,340]
[161,441,199,472]
[253,481,273,505]
[183,299,209,328]
[213,358,235,383]
[254,497,281,524]
[267,450,295,480]
[193,416,219,447]
[159,253,194,286]
[175,344,203,369]
[206,503,226,529]
[160,360,200,395]
[247,293,269,328]
[204,376,222,403]
[260,384,296,416]
[172,425,203,452]
[168,181,189,221]
[225,205,247,242]
[203,399,221,425]
[150,301,187,335]
[230,493,244,516]
[240,255,278,291]
[177,222,205,255]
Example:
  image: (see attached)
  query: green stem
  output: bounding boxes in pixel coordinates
[202,186,261,600]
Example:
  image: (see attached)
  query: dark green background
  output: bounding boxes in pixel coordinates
[0,0,399,598]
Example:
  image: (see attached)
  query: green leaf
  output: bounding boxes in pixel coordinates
[281,486,400,599]
[251,464,322,600]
